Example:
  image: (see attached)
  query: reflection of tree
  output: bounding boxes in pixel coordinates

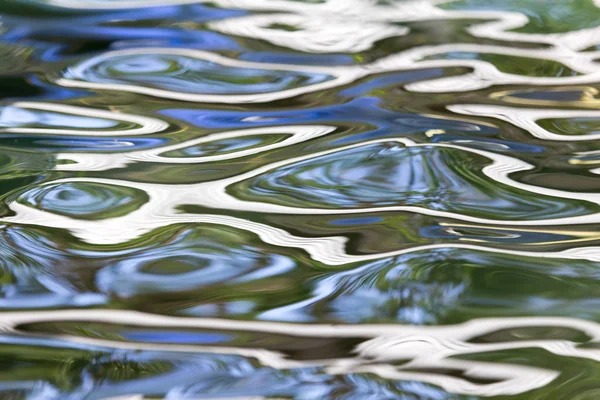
[324,251,468,324]
[0,345,178,397]
[300,248,600,325]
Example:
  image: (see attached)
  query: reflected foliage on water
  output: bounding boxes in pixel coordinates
[0,0,598,399]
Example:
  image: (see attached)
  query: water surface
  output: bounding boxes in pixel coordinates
[0,0,599,399]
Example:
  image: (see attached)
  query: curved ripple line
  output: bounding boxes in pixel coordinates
[12,310,600,396]
[56,48,364,104]
[55,125,336,171]
[208,13,408,53]
[180,138,600,224]
[369,43,600,93]
[448,104,600,141]
[0,102,168,136]
[6,138,600,248]
[28,0,600,53]
[22,331,559,398]
[260,242,600,321]
[443,8,600,51]
[403,59,600,93]
[3,197,600,265]
[490,87,600,109]
[373,43,600,75]
[55,42,600,101]
[8,1,600,398]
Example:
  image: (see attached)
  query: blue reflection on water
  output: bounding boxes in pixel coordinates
[123,331,233,344]
[162,97,501,144]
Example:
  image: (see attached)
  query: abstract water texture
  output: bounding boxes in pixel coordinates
[0,0,598,398]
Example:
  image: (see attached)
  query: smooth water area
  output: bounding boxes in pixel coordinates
[0,0,599,398]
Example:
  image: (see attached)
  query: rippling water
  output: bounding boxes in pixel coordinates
[0,0,599,399]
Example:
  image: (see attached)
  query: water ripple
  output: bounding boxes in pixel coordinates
[17,181,149,220]
[96,225,295,298]
[0,102,168,136]
[449,104,600,141]
[57,48,361,103]
[56,125,335,171]
[0,0,599,398]
[234,141,591,219]
[208,13,408,53]
[8,309,600,397]
[3,137,600,250]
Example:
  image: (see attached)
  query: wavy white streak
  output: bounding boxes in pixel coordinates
[255,0,600,55]
[448,105,600,141]
[364,36,600,94]
[30,0,600,56]
[14,329,560,397]
[371,43,600,93]
[57,48,364,104]
[8,138,600,248]
[7,309,600,341]
[56,125,336,171]
[209,14,408,53]
[372,43,599,74]
[13,310,600,395]
[385,2,600,52]
[35,0,364,11]
[404,63,600,93]
[55,42,600,102]
[400,60,600,93]
[74,330,557,397]
[0,102,168,136]
[8,194,600,264]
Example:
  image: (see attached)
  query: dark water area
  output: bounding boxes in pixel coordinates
[0,0,599,399]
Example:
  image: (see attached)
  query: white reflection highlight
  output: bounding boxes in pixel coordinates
[10,309,600,396]
[57,48,363,104]
[448,105,600,141]
[40,0,600,96]
[56,125,335,171]
[0,102,168,136]
[4,138,600,255]
[209,13,408,53]
[372,45,600,93]
[29,0,600,56]
[54,42,600,101]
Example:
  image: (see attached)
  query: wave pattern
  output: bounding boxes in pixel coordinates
[0,0,599,398]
